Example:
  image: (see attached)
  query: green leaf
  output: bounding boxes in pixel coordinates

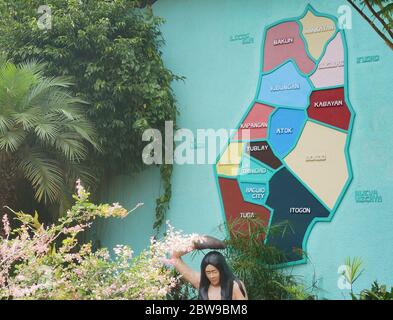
[0,0,179,229]
[34,121,60,141]
[376,3,393,16]
[19,149,64,203]
[54,132,88,161]
[0,115,14,134]
[0,129,26,152]
[12,107,41,130]
[32,210,42,230]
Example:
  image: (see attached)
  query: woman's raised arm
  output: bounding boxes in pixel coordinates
[172,257,201,289]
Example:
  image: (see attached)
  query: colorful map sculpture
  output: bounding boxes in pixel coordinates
[214,5,355,265]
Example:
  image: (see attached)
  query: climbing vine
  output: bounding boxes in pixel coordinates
[0,0,180,229]
[154,164,173,232]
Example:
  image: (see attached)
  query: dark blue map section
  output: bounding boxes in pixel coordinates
[266,167,330,262]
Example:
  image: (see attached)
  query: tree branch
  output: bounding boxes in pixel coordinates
[364,0,393,39]
[347,0,393,49]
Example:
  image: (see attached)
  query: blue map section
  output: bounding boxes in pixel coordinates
[238,155,274,184]
[268,109,307,158]
[257,61,312,109]
[238,182,268,206]
[266,167,330,262]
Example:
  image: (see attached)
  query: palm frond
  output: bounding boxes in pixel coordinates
[0,62,38,113]
[54,132,88,161]
[0,115,14,134]
[18,149,64,203]
[376,2,393,16]
[26,76,75,107]
[17,60,46,81]
[0,55,7,69]
[0,59,99,209]
[36,90,89,123]
[63,119,100,150]
[0,129,26,152]
[34,120,60,142]
[11,106,42,130]
[63,161,97,188]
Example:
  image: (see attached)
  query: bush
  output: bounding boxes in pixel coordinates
[0,0,180,175]
[0,58,99,213]
[223,217,317,300]
[0,0,181,229]
[0,181,177,300]
[352,281,393,300]
[359,281,393,300]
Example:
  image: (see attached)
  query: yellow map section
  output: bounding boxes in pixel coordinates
[300,10,336,60]
[216,142,244,176]
[284,121,348,209]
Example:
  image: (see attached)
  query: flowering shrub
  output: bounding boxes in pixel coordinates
[151,222,205,265]
[0,180,180,300]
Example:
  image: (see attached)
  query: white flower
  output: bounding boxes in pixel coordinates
[150,221,205,260]
[75,179,85,197]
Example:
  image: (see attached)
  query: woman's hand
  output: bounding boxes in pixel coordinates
[170,245,194,259]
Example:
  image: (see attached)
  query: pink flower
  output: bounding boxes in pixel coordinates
[2,214,10,237]
[159,257,176,267]
[34,242,49,255]
[113,245,133,260]
[74,269,83,276]
[63,225,85,234]
[0,273,6,287]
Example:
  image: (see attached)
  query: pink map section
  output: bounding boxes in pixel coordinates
[263,22,315,75]
[310,32,344,88]
[233,103,274,141]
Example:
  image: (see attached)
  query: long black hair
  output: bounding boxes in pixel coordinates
[198,251,243,300]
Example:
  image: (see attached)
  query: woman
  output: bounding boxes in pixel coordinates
[171,250,248,300]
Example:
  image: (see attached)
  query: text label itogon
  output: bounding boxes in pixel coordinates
[289,207,311,214]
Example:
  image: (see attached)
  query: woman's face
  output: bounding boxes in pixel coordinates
[205,264,220,286]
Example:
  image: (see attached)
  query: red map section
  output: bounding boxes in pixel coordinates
[233,103,274,141]
[263,21,315,74]
[218,177,270,239]
[307,87,351,131]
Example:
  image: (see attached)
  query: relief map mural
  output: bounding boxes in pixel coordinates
[215,5,355,265]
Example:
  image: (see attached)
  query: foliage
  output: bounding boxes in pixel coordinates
[274,282,317,300]
[149,221,207,300]
[166,269,198,300]
[154,164,173,231]
[341,256,364,294]
[349,0,393,49]
[0,0,182,229]
[0,181,177,300]
[150,221,205,258]
[353,281,393,300]
[342,256,393,300]
[0,58,99,210]
[360,0,393,28]
[223,217,317,300]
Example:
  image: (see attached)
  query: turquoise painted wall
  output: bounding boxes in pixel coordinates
[91,0,393,299]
